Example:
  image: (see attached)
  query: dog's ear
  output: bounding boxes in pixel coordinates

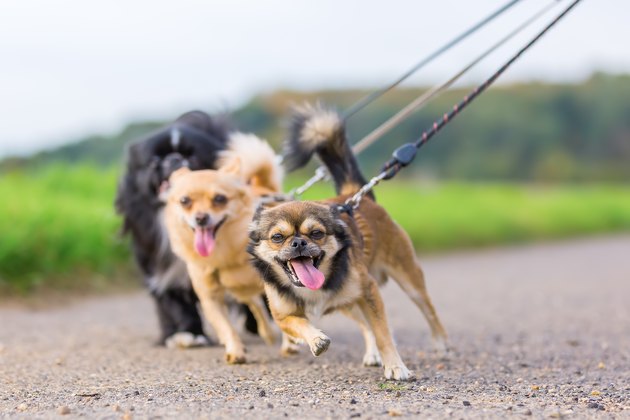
[252,199,280,222]
[158,188,170,203]
[329,204,349,236]
[170,167,191,182]
[219,156,242,177]
[159,167,190,202]
[125,140,153,169]
[248,223,262,245]
[249,199,285,233]
[248,203,267,245]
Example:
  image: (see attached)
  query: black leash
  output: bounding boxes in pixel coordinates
[292,0,559,197]
[341,0,524,121]
[343,0,583,210]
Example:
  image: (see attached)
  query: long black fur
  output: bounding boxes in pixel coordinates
[115,110,259,344]
[320,209,353,293]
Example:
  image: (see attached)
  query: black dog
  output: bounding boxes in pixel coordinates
[116,110,259,346]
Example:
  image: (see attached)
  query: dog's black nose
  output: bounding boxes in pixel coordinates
[195,213,210,227]
[290,237,307,249]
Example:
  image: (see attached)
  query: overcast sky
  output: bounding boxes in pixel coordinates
[1,0,628,157]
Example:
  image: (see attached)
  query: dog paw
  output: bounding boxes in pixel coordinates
[165,332,210,349]
[225,352,247,364]
[309,335,331,357]
[281,335,301,356]
[362,351,382,367]
[384,364,413,381]
[432,336,451,356]
[225,342,246,364]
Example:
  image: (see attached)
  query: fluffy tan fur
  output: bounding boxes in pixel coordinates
[218,132,284,193]
[295,103,342,149]
[164,135,284,363]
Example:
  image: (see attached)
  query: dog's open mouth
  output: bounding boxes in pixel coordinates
[283,255,325,290]
[193,216,227,257]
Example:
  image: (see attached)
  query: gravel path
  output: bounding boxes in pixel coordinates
[1,235,629,419]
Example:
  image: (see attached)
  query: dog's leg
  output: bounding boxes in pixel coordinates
[156,287,211,349]
[153,292,178,345]
[201,297,246,364]
[357,278,411,381]
[187,265,246,364]
[274,315,330,357]
[341,306,382,367]
[384,228,448,352]
[264,287,329,356]
[243,296,276,346]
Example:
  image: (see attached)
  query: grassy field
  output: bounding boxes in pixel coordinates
[0,166,130,294]
[2,166,630,294]
[293,179,630,250]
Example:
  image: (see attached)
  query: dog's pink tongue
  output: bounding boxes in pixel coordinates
[290,259,325,290]
[194,228,215,257]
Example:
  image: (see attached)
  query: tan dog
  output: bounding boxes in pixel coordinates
[164,133,286,363]
[247,105,447,380]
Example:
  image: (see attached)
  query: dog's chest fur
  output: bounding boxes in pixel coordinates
[293,271,362,319]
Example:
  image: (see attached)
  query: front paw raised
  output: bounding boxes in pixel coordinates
[384,364,412,381]
[309,335,331,357]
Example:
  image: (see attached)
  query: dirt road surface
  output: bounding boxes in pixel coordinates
[1,235,629,419]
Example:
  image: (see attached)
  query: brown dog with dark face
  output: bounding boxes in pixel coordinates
[248,105,447,380]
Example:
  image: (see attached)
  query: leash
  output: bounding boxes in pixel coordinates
[284,0,522,173]
[292,0,560,198]
[343,0,583,211]
[342,0,524,121]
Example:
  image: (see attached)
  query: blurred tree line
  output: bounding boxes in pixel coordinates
[3,73,629,183]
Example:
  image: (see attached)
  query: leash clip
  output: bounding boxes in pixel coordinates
[381,143,417,180]
[392,143,417,166]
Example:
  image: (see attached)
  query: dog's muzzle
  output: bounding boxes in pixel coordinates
[162,152,189,177]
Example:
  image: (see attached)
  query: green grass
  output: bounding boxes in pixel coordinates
[377,382,409,391]
[0,165,130,294]
[290,178,630,251]
[2,165,630,294]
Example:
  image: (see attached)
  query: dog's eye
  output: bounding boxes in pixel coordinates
[180,196,191,207]
[310,230,325,240]
[270,233,285,243]
[213,194,227,205]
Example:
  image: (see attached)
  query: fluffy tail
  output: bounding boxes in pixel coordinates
[284,103,371,198]
[219,132,283,193]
